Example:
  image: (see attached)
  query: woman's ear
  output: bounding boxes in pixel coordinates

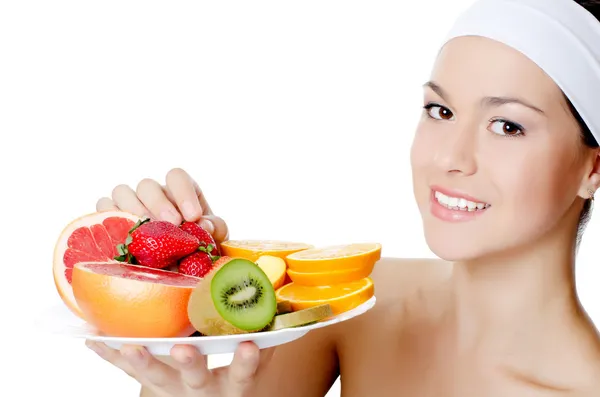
[578,149,600,199]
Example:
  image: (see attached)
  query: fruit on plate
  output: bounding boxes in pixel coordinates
[188,257,277,336]
[267,304,334,331]
[220,240,312,262]
[53,210,140,318]
[180,221,220,256]
[71,261,201,338]
[276,300,293,314]
[178,248,223,278]
[275,277,374,315]
[115,218,200,269]
[286,265,374,286]
[256,255,287,289]
[285,243,381,273]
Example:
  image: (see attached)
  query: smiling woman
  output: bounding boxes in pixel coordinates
[86,0,600,396]
[410,0,600,265]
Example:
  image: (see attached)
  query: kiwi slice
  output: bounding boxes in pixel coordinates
[277,300,293,314]
[187,258,277,336]
[267,304,333,331]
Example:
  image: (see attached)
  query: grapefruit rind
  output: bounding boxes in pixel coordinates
[72,261,201,338]
[52,210,141,319]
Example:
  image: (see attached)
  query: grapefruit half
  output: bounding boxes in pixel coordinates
[52,210,140,318]
[72,261,201,338]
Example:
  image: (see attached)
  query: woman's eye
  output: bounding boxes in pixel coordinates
[424,104,454,120]
[489,119,524,137]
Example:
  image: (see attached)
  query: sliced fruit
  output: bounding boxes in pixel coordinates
[71,261,201,338]
[256,255,287,289]
[188,258,277,336]
[267,304,333,331]
[220,240,312,262]
[286,263,374,286]
[275,277,374,315]
[277,300,293,314]
[53,210,140,319]
[285,243,381,273]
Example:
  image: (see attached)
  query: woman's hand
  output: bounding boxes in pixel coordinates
[96,167,228,243]
[85,341,273,397]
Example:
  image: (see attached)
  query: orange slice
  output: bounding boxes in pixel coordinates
[285,243,382,273]
[286,263,374,286]
[220,240,312,262]
[275,277,374,315]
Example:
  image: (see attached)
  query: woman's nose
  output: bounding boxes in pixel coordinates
[432,124,478,176]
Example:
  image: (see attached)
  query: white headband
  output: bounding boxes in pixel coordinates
[443,0,600,143]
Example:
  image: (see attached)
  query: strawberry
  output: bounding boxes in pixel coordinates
[179,252,214,278]
[180,221,220,256]
[114,218,200,269]
[179,247,225,278]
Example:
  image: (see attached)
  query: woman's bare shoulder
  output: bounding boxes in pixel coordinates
[333,256,452,333]
[369,256,452,303]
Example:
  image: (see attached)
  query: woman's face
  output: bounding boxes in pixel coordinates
[410,35,594,261]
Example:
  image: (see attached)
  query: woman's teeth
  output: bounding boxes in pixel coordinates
[434,191,490,211]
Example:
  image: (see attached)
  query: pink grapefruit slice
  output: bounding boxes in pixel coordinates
[52,210,141,318]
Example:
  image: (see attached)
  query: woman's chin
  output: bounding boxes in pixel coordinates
[423,231,492,263]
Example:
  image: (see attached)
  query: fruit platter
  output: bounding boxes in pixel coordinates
[40,211,379,355]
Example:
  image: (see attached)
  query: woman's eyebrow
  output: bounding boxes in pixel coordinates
[481,96,545,114]
[422,81,449,101]
[423,80,545,114]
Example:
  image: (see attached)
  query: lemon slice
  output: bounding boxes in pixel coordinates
[285,243,382,272]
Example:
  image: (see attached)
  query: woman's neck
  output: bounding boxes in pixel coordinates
[447,220,582,355]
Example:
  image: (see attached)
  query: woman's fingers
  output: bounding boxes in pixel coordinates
[199,215,229,243]
[136,178,182,225]
[86,341,136,378]
[111,184,152,219]
[227,342,261,395]
[96,197,118,212]
[170,345,213,390]
[120,345,179,390]
[165,168,205,222]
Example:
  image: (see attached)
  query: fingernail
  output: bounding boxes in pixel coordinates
[199,219,214,234]
[178,354,193,365]
[181,201,198,220]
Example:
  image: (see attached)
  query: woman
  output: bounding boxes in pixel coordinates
[87,0,600,395]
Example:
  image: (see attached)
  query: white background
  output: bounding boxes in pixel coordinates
[2,0,600,396]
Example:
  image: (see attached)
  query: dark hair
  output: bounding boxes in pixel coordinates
[572,2,600,244]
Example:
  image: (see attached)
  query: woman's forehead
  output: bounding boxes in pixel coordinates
[428,36,564,110]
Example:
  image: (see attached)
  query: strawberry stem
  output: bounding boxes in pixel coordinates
[198,244,220,262]
[113,217,150,263]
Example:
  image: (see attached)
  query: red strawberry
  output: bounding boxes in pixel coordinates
[180,221,220,256]
[114,218,200,269]
[179,252,213,278]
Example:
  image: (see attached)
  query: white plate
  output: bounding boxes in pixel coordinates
[36,296,376,356]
